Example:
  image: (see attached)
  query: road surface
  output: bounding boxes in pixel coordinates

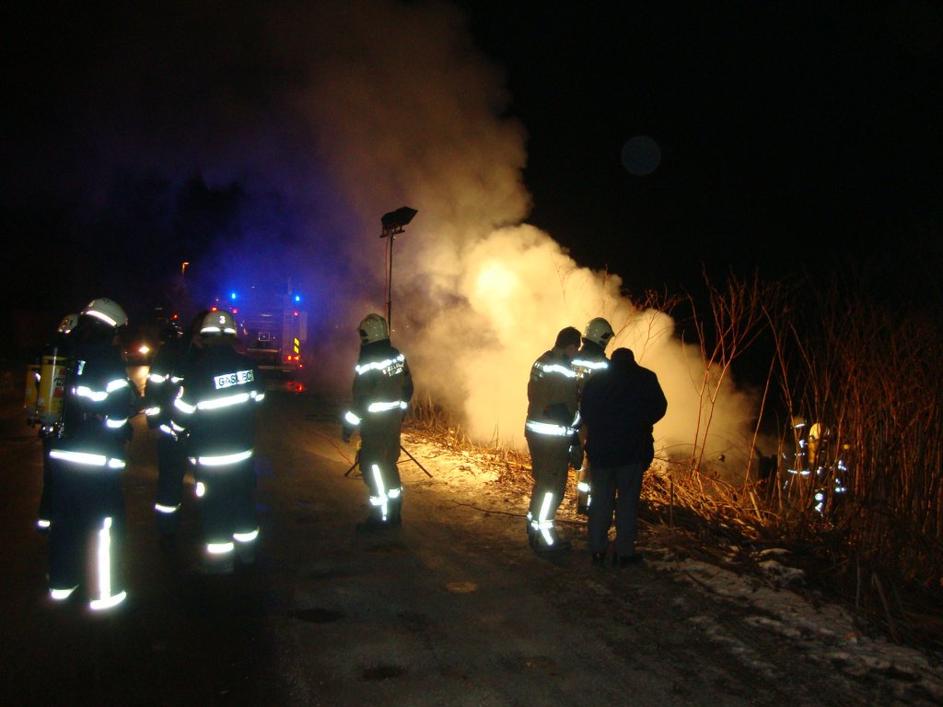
[0,377,932,705]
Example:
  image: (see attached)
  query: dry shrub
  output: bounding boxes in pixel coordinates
[406,269,942,644]
[773,284,943,592]
[669,271,943,644]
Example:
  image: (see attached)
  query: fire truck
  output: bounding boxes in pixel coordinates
[213,285,308,376]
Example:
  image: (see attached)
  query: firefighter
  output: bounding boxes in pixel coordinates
[46,298,135,610]
[342,313,414,530]
[172,310,264,573]
[34,312,79,532]
[143,317,191,543]
[572,317,615,515]
[524,326,582,553]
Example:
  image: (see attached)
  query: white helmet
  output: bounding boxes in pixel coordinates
[82,298,128,328]
[583,317,615,349]
[57,313,80,335]
[200,310,237,335]
[358,313,389,344]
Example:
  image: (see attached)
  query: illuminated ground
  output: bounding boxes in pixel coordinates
[1,381,939,705]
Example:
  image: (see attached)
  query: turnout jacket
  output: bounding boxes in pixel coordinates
[579,357,667,469]
[344,340,413,430]
[525,348,579,434]
[144,337,189,431]
[172,344,264,463]
[52,339,136,467]
[571,340,610,386]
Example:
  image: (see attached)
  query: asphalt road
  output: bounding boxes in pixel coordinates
[0,377,910,706]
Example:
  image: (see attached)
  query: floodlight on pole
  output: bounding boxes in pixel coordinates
[379,207,417,331]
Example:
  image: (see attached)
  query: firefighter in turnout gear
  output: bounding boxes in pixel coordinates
[46,298,135,610]
[572,317,615,516]
[524,326,582,554]
[143,317,191,541]
[34,313,79,532]
[342,313,414,530]
[172,310,264,573]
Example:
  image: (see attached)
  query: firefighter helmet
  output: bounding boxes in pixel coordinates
[200,310,237,335]
[583,317,615,348]
[82,298,128,328]
[358,313,389,344]
[57,313,80,335]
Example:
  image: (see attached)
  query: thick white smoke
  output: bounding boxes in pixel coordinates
[277,0,759,469]
[20,0,758,471]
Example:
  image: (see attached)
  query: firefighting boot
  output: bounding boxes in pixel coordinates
[202,544,236,575]
[156,508,179,545]
[387,496,402,528]
[234,529,259,565]
[526,513,537,548]
[356,506,391,533]
[576,465,592,516]
[532,524,571,555]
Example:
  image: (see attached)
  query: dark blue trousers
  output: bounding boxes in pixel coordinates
[587,463,644,555]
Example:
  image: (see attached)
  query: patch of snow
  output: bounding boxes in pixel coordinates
[399,429,943,702]
[651,557,943,701]
[689,614,779,678]
[756,559,805,588]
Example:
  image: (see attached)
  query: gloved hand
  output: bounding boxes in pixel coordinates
[568,439,584,469]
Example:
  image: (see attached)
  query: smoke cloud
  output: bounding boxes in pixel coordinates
[7,0,758,469]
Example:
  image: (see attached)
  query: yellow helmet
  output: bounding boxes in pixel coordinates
[358,313,389,344]
[200,310,237,335]
[583,317,615,348]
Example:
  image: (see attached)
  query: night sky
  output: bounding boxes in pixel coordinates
[462,2,943,295]
[3,2,942,325]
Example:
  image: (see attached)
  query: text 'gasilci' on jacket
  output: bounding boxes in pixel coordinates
[345,340,414,427]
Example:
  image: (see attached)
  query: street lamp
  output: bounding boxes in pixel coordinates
[379,206,417,331]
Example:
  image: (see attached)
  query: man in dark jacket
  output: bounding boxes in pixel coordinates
[580,347,667,566]
[342,313,414,530]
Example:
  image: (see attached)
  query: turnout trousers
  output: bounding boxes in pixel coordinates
[194,458,258,566]
[155,432,187,535]
[587,463,645,556]
[359,414,403,522]
[525,431,570,528]
[48,462,127,609]
[37,433,56,528]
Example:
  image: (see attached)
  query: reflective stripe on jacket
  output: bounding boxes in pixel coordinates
[171,344,263,460]
[525,348,579,435]
[346,340,413,426]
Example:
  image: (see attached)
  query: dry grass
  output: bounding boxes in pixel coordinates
[406,272,943,651]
